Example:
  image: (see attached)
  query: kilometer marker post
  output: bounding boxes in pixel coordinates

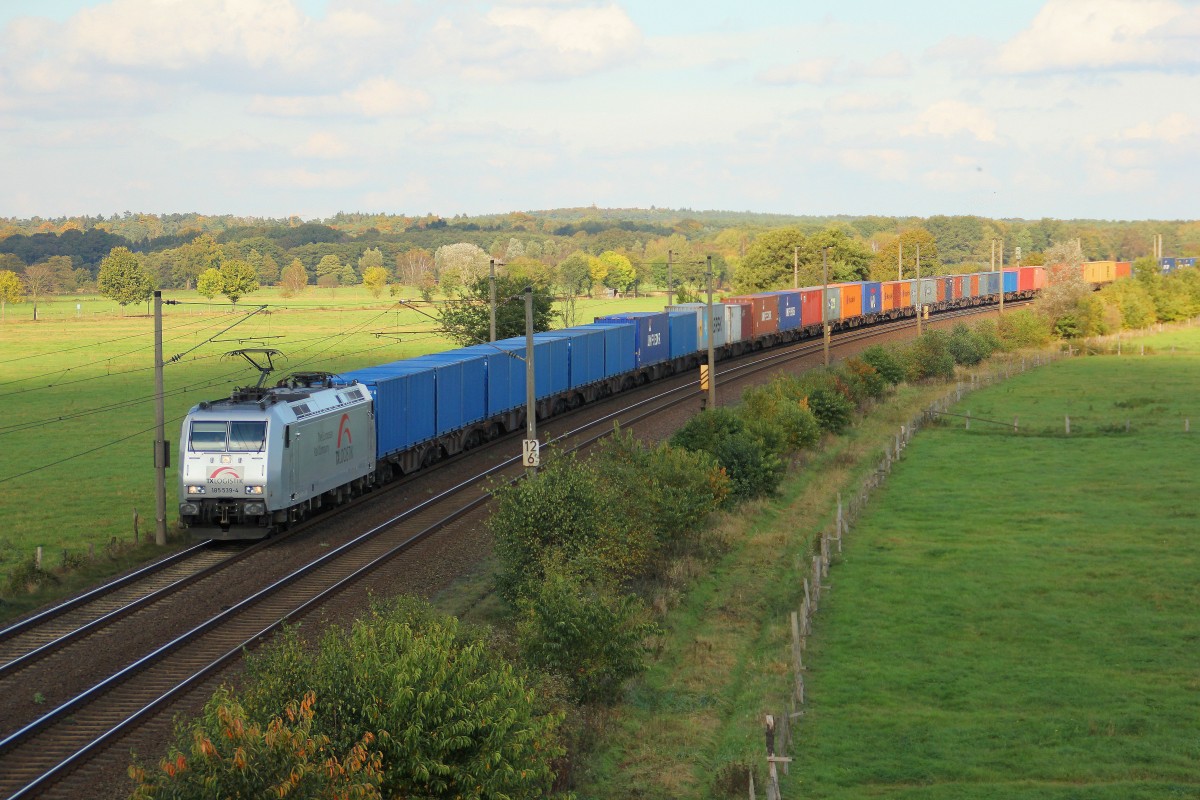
[524,286,538,474]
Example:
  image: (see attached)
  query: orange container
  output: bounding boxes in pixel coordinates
[834,283,862,320]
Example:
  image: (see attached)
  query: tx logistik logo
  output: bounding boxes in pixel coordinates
[209,466,241,482]
[336,413,355,465]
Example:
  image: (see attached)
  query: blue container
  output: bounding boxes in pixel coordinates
[535,328,605,388]
[406,352,487,436]
[595,312,670,367]
[1160,257,1177,273]
[489,336,570,401]
[1179,257,1196,269]
[766,291,802,330]
[861,283,882,315]
[571,323,636,378]
[336,365,436,457]
[455,344,525,416]
[668,310,699,358]
[943,277,955,301]
[1002,270,1018,292]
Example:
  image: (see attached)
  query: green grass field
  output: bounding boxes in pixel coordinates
[0,287,666,610]
[796,354,1200,798]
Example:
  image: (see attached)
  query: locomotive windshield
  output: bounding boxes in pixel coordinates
[189,420,267,452]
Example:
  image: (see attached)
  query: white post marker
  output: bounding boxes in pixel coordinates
[521,438,540,468]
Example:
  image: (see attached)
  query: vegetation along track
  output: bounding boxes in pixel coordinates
[0,302,1017,799]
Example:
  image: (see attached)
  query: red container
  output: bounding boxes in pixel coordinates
[969,274,979,296]
[1115,261,1132,279]
[726,301,752,342]
[936,279,948,303]
[799,289,824,326]
[956,275,970,298]
[1018,266,1045,292]
[725,295,779,338]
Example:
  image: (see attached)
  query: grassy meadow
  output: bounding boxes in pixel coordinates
[794,354,1200,797]
[570,342,1199,799]
[0,286,665,609]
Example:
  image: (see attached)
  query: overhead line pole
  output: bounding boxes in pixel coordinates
[822,247,830,367]
[706,255,717,410]
[667,249,673,302]
[153,290,167,546]
[999,239,1005,316]
[489,259,497,342]
[524,287,537,474]
[916,244,923,337]
[793,246,799,289]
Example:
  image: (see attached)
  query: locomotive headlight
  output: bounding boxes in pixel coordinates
[245,485,264,495]
[187,485,205,495]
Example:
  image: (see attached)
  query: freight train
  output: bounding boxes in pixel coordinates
[178,263,1121,539]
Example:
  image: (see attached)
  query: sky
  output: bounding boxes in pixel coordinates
[1,0,1198,221]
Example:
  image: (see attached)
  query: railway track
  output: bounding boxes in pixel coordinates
[0,301,1020,799]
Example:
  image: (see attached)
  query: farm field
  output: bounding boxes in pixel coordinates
[793,352,1200,797]
[0,287,665,612]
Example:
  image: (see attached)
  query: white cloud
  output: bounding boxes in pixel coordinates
[838,148,910,181]
[826,91,909,113]
[1121,112,1198,144]
[256,167,366,189]
[996,0,1200,74]
[249,78,431,119]
[758,58,839,86]
[430,2,642,81]
[903,100,997,143]
[292,132,349,159]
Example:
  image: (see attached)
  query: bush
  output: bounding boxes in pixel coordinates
[859,345,905,385]
[997,308,1052,348]
[903,330,956,381]
[489,450,605,601]
[947,323,988,366]
[671,409,786,502]
[517,561,658,705]
[806,385,855,433]
[239,599,564,799]
[841,357,888,404]
[129,689,382,800]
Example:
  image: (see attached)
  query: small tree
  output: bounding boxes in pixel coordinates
[279,259,308,298]
[0,269,21,321]
[218,259,260,304]
[315,254,343,285]
[438,274,555,346]
[22,263,57,320]
[362,266,389,298]
[98,246,154,310]
[196,267,223,300]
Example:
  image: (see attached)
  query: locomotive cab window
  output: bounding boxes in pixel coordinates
[190,421,228,451]
[230,421,267,452]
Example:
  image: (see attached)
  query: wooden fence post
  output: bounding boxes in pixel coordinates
[790,612,804,673]
[35,546,43,569]
[965,410,970,430]
[1065,415,1070,435]
[1013,415,1019,434]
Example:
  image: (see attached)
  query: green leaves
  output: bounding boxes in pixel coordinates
[97,246,153,307]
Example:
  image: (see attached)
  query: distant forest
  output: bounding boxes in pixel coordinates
[1,208,1196,296]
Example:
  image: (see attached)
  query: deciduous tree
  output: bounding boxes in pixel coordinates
[22,263,57,320]
[279,259,307,298]
[218,259,260,304]
[0,270,22,321]
[98,247,154,308]
[362,266,389,298]
[438,274,555,346]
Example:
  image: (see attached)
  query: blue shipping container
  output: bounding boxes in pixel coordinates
[535,329,605,388]
[668,310,699,359]
[766,291,801,330]
[570,323,636,378]
[1002,270,1018,292]
[455,344,525,416]
[336,365,436,457]
[594,312,670,367]
[489,336,570,401]
[668,303,726,349]
[406,352,487,436]
[861,283,882,315]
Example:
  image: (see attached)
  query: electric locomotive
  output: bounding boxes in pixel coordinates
[178,372,376,540]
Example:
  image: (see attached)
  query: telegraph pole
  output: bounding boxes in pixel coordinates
[489,259,497,342]
[524,287,537,474]
[706,255,717,409]
[998,239,1005,316]
[915,244,923,337]
[153,290,167,546]
[822,247,830,367]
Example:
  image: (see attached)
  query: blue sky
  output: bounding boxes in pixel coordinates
[1,0,1197,221]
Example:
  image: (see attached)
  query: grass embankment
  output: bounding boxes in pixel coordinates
[572,348,1199,799]
[0,289,662,616]
[799,355,1200,798]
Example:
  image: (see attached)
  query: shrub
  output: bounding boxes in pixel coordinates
[947,323,987,366]
[903,329,956,381]
[672,409,785,502]
[239,599,564,799]
[806,385,855,433]
[997,308,1052,348]
[517,561,658,705]
[841,357,887,404]
[670,406,745,453]
[489,450,605,600]
[859,345,905,385]
[129,689,382,800]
